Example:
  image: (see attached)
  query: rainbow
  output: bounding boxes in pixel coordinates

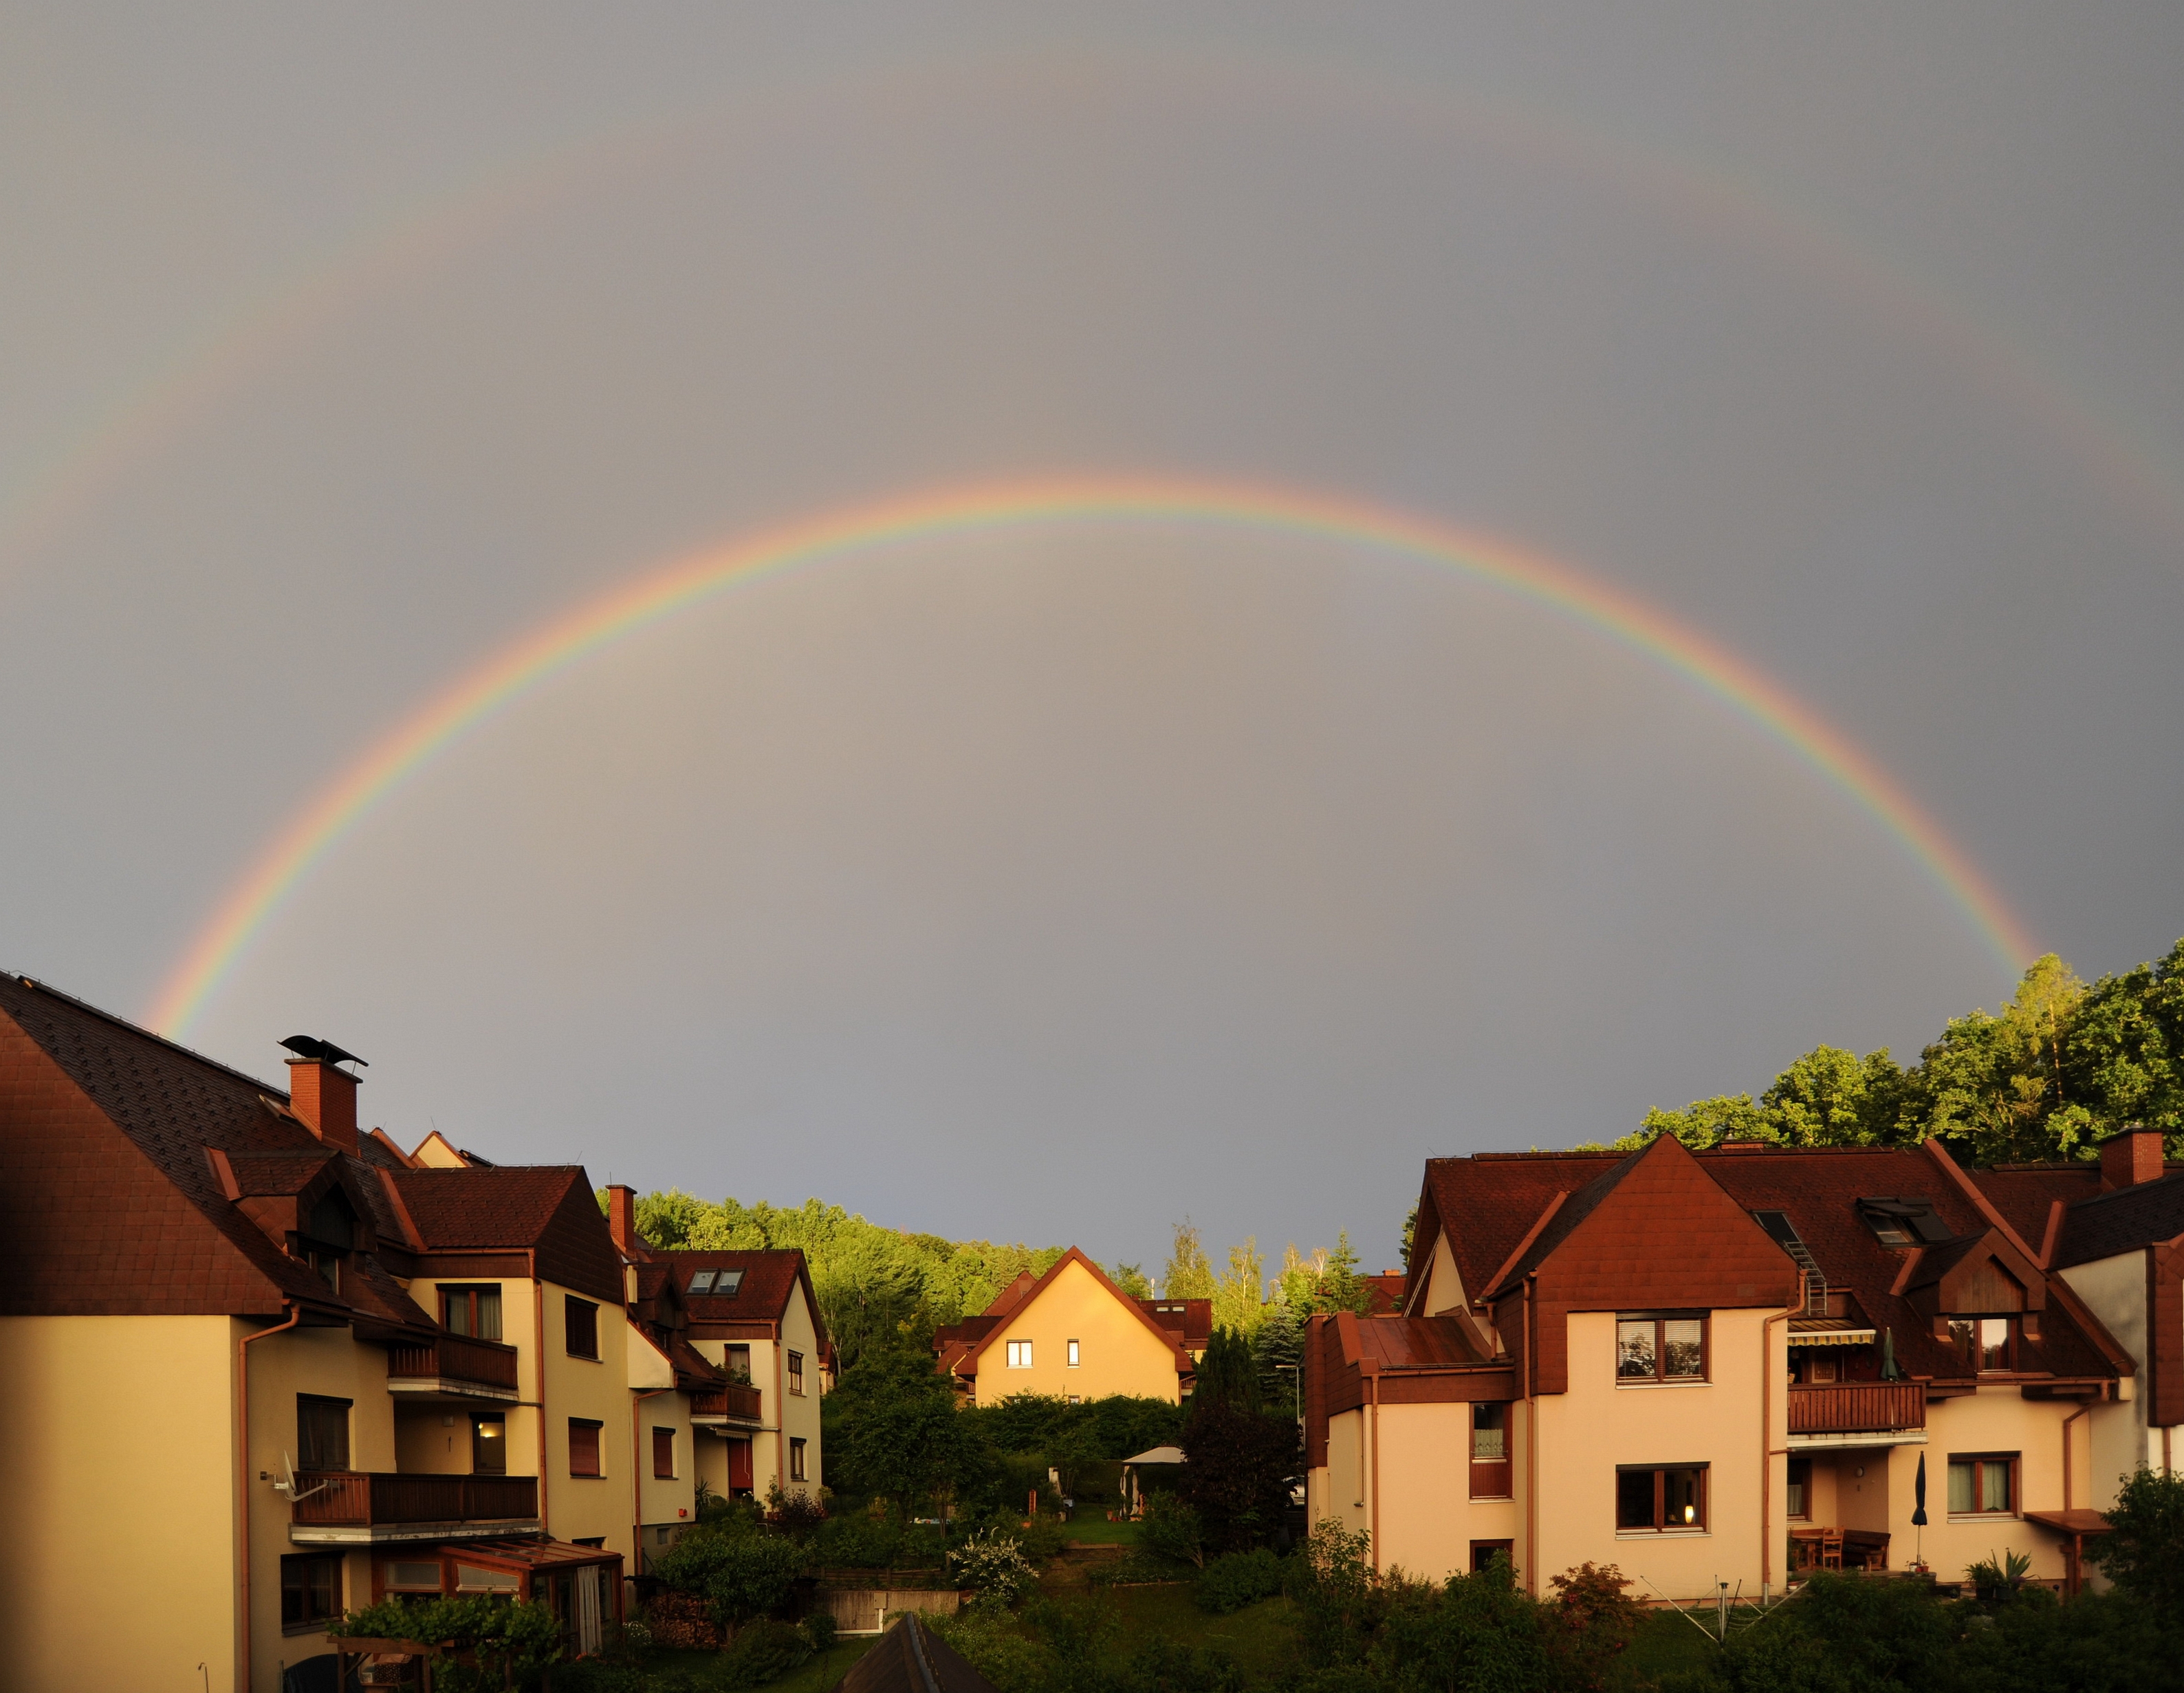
[146,474,2035,1036]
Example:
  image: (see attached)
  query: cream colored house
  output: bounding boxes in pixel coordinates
[1309,1133,2142,1600]
[601,1191,833,1510]
[0,976,722,1692]
[932,1247,1199,1406]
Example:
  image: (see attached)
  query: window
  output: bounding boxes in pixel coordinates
[1787,1459,1811,1520]
[565,1296,599,1359]
[1616,1465,1708,1532]
[688,1269,744,1296]
[725,1343,752,1384]
[1948,1317,2015,1372]
[653,1427,676,1479]
[1804,1353,1839,1385]
[297,1395,351,1472]
[299,1245,340,1291]
[788,1351,805,1396]
[441,1285,502,1340]
[471,1414,505,1475]
[789,1437,807,1482]
[569,1418,603,1477]
[281,1553,342,1630]
[1470,1540,1515,1574]
[1617,1314,1707,1382]
[1067,1339,1081,1368]
[1857,1198,1952,1247]
[1007,1340,1033,1368]
[1948,1454,2017,1516]
[1472,1403,1507,1461]
[381,1560,443,1594]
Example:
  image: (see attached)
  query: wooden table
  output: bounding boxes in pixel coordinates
[1789,1527,1890,1571]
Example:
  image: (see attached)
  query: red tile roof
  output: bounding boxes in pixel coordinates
[653,1249,829,1351]
[392,1166,624,1304]
[1137,1297,1213,1348]
[2053,1172,2184,1268]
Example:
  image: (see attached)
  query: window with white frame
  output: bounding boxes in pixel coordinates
[1067,1339,1080,1367]
[1007,1340,1033,1368]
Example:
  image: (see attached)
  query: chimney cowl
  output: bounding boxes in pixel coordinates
[2099,1124,2166,1192]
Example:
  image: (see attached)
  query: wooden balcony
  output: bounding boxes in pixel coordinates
[1788,1382,1926,1439]
[386,1333,521,1401]
[289,1472,540,1544]
[690,1381,764,1426]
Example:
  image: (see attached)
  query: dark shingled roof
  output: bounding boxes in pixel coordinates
[654,1249,830,1349]
[836,1615,998,1693]
[2054,1172,2184,1268]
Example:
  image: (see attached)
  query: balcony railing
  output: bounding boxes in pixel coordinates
[690,1381,764,1424]
[290,1472,539,1543]
[1787,1381,1926,1435]
[386,1333,521,1398]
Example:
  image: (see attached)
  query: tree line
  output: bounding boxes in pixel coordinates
[1617,939,2184,1167]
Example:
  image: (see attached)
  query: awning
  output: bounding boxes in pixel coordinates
[2024,1509,2111,1536]
[1787,1329,1876,1347]
[1120,1445,1184,1467]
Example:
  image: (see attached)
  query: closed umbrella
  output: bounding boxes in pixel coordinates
[1881,1326,1899,1381]
[1912,1452,1928,1571]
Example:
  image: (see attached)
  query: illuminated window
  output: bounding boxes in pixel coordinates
[1007,1340,1033,1368]
[1615,1465,1707,1532]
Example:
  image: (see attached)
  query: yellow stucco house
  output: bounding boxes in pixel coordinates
[932,1247,1202,1404]
[1307,1132,2163,1602]
[0,975,730,1692]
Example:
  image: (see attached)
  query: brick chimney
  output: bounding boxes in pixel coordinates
[287,1058,359,1156]
[2099,1124,2165,1192]
[607,1183,639,1256]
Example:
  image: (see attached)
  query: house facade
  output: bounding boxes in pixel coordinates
[932,1248,1202,1405]
[1307,1133,2151,1599]
[603,1188,832,1509]
[0,976,723,1692]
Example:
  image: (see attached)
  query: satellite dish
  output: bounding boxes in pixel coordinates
[272,1450,330,1503]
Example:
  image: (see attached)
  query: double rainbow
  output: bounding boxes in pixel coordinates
[146,474,2033,1036]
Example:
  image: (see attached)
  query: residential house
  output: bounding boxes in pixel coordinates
[1306,1133,2137,1599]
[604,1187,831,1507]
[932,1248,1201,1404]
[0,975,708,1692]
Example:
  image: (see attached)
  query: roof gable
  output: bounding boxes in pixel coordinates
[948,1248,1191,1379]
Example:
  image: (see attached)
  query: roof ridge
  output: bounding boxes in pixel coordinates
[5,972,290,1100]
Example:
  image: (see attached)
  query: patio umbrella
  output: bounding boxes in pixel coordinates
[1881,1326,1900,1381]
[1912,1452,1928,1570]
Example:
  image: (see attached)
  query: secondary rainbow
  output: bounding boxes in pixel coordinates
[146,474,2035,1036]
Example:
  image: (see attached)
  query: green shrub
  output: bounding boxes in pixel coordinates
[815,1512,901,1568]
[1137,1493,1206,1569]
[329,1595,562,1693]
[649,1520,807,1632]
[717,1617,813,1685]
[1196,1548,1284,1614]
[948,1528,1038,1606]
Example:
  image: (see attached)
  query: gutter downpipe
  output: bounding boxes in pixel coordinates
[631,1387,674,1567]
[534,1256,550,1530]
[237,1302,301,1693]
[2063,1400,2092,1595]
[1368,1368,1382,1575]
[1762,1298,1792,1596]
[1524,1276,1539,1597]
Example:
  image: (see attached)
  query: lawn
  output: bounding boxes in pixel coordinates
[1053,1515,1139,1544]
[1102,1587,1297,1682]
[644,1637,877,1691]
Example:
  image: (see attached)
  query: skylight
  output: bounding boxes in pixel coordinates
[1857,1199,1953,1247]
[688,1269,743,1296]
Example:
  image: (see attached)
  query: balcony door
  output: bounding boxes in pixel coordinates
[472,1414,507,1475]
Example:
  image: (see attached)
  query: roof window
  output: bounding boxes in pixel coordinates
[1857,1199,1954,1247]
[688,1269,743,1296]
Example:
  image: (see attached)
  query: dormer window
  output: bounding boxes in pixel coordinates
[688,1269,743,1297]
[296,1188,355,1290]
[1858,1199,1952,1247]
[300,1246,340,1291]
[1950,1315,2015,1372]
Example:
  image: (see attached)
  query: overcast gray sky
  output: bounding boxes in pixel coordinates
[3,4,2181,1273]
